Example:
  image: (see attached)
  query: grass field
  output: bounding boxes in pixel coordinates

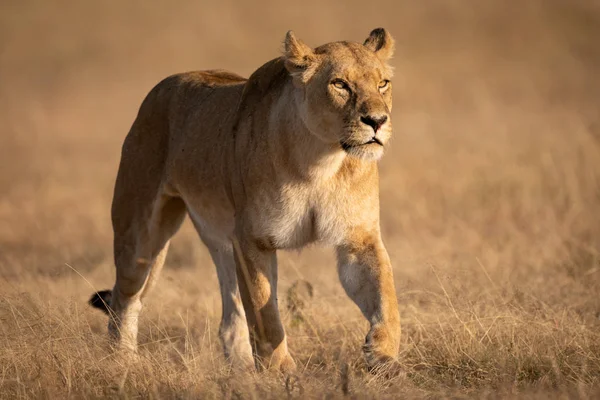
[1,1,600,398]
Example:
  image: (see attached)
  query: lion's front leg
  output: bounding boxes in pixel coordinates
[336,233,401,371]
[232,235,296,373]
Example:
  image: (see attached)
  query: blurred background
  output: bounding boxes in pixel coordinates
[1,0,600,396]
[2,0,599,291]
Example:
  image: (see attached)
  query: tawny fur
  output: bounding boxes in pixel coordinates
[90,28,401,373]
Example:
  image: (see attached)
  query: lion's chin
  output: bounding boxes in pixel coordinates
[343,143,385,161]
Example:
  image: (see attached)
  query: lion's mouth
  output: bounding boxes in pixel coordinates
[340,137,383,151]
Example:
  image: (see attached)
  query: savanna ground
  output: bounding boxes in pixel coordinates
[1,1,600,398]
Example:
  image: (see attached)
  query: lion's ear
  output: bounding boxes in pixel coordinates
[283,31,318,84]
[363,28,395,61]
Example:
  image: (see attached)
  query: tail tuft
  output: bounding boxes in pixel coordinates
[88,290,112,315]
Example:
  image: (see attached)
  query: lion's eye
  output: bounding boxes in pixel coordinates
[332,79,350,91]
[378,80,390,91]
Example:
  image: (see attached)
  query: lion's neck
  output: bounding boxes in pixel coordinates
[268,84,348,182]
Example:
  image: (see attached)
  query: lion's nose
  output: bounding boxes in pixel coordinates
[360,115,388,132]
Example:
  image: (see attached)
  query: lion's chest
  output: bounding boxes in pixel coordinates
[250,185,349,249]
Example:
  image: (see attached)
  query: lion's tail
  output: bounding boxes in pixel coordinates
[88,290,112,315]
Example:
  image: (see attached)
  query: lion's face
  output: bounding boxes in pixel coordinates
[284,29,395,161]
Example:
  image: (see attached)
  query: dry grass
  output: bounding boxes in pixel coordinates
[2,0,600,398]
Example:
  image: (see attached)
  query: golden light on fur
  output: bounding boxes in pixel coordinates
[3,2,600,398]
[88,29,401,373]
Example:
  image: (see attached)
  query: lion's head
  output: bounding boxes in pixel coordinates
[283,28,394,161]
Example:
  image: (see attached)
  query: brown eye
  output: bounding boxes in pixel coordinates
[332,79,350,91]
[379,80,390,91]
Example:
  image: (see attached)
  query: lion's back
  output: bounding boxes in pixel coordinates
[115,69,247,209]
[177,70,247,86]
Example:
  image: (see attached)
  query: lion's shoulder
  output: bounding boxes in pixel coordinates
[237,58,289,107]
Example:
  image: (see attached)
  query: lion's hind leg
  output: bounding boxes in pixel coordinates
[191,221,255,371]
[107,194,186,353]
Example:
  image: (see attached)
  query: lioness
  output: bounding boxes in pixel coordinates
[90,28,401,373]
